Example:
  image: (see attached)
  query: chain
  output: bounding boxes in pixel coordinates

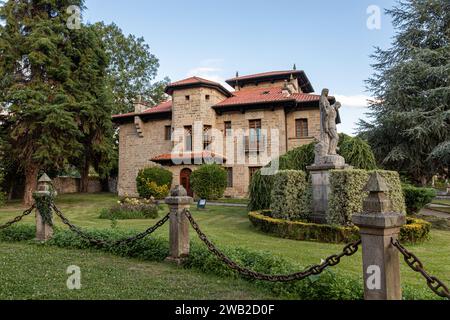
[184,209,361,282]
[0,205,35,230]
[392,238,450,299]
[51,204,170,246]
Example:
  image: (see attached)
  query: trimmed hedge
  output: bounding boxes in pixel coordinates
[327,170,406,225]
[249,212,430,244]
[271,170,307,220]
[250,211,359,244]
[190,164,227,200]
[402,184,437,215]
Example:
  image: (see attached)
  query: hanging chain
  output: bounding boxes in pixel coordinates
[0,205,35,230]
[392,238,450,299]
[51,204,170,246]
[184,209,361,282]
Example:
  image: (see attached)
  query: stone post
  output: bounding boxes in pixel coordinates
[165,185,193,264]
[352,173,406,300]
[33,173,54,241]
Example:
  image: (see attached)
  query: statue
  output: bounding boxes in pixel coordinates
[315,89,344,165]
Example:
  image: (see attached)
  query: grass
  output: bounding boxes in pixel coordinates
[0,242,277,300]
[1,193,450,296]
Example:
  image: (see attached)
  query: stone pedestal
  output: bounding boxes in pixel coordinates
[307,159,349,224]
[33,191,54,242]
[165,186,193,264]
[352,173,406,300]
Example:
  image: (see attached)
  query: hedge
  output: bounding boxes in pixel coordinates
[271,170,307,220]
[190,164,227,200]
[249,211,430,244]
[403,184,437,215]
[327,170,406,226]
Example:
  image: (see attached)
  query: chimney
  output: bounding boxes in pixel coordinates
[134,95,147,114]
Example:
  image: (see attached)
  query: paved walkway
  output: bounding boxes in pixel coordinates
[207,202,247,208]
[420,207,450,219]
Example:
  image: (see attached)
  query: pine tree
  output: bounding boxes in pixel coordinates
[0,0,115,202]
[359,0,450,185]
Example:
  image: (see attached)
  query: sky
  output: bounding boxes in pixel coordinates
[84,0,397,135]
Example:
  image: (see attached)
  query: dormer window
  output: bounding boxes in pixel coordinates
[262,91,270,95]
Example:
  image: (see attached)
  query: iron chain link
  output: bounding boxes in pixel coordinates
[0,205,35,230]
[392,238,450,299]
[184,209,361,282]
[51,204,170,246]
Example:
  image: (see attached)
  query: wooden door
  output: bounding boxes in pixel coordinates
[180,168,193,197]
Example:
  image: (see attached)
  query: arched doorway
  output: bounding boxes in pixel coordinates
[180,168,193,197]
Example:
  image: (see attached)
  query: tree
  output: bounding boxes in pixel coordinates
[66,24,115,192]
[338,134,378,170]
[0,0,88,205]
[359,0,450,185]
[93,22,170,114]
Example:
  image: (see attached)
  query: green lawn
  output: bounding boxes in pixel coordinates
[0,242,276,300]
[1,193,450,297]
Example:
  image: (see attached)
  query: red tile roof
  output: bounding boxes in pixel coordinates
[227,70,303,83]
[151,151,226,162]
[165,76,232,96]
[112,100,173,120]
[214,87,327,108]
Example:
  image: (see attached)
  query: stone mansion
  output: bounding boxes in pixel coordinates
[113,69,336,198]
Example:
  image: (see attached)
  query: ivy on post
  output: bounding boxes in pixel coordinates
[352,173,406,300]
[165,185,193,265]
[33,173,55,241]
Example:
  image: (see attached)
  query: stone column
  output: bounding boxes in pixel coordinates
[33,173,54,241]
[165,186,193,264]
[307,159,349,224]
[352,173,406,300]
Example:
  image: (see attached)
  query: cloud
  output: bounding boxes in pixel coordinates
[334,94,373,109]
[187,59,234,91]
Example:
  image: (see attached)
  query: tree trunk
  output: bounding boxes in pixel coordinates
[23,164,39,206]
[80,160,90,193]
[420,176,429,187]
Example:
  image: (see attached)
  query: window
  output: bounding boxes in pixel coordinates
[226,168,233,188]
[184,126,192,151]
[224,121,232,137]
[205,95,210,101]
[165,126,172,141]
[296,119,309,138]
[203,125,212,150]
[185,95,190,101]
[249,167,261,182]
[248,119,262,151]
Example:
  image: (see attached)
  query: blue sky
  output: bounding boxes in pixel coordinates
[84,0,397,135]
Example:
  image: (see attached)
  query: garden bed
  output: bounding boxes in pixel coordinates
[249,211,431,244]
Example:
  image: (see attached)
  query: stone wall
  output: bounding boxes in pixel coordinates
[53,177,102,194]
[117,119,172,197]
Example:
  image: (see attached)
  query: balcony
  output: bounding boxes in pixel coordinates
[244,136,266,153]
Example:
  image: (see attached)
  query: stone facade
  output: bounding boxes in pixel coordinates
[113,70,329,198]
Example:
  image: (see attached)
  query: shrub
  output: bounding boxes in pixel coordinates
[99,204,159,220]
[248,143,315,211]
[249,212,430,244]
[328,170,406,225]
[249,211,359,244]
[403,184,437,215]
[136,167,172,199]
[338,136,377,170]
[190,164,227,200]
[270,170,308,220]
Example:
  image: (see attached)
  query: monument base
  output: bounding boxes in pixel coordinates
[307,159,351,224]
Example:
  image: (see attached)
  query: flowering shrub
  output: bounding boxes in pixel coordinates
[99,197,160,220]
[136,167,172,199]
